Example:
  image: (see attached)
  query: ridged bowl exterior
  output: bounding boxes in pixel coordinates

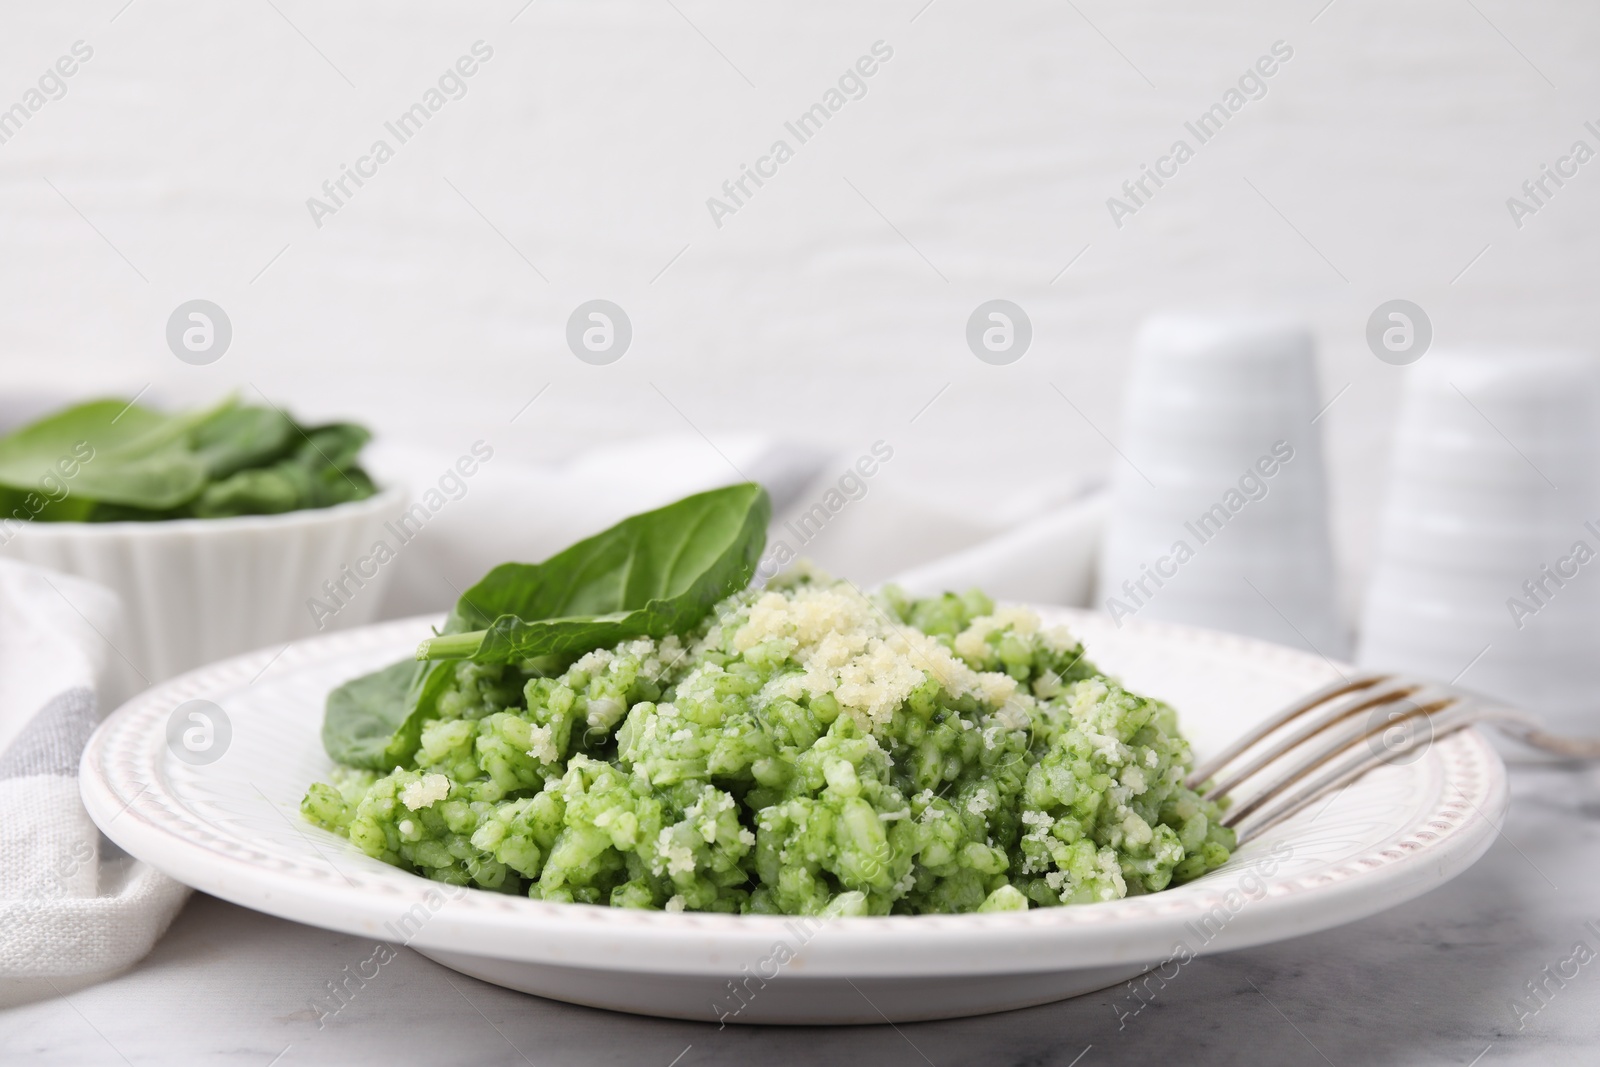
[0,487,408,687]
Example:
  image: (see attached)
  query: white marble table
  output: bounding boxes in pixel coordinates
[5,761,1598,1066]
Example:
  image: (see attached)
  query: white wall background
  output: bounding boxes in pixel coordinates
[1,0,1595,605]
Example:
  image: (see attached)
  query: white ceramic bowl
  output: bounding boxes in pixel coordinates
[0,487,408,690]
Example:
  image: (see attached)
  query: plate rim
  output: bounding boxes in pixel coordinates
[81,609,1508,978]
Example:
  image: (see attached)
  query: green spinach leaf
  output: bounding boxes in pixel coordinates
[321,659,460,770]
[416,482,771,662]
[0,397,378,521]
[190,405,296,479]
[0,397,231,511]
[189,422,374,518]
[320,483,770,768]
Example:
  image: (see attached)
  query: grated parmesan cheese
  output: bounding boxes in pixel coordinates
[527,724,559,765]
[400,773,450,811]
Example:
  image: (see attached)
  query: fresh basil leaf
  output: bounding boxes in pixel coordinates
[320,483,770,769]
[323,657,458,770]
[417,482,771,663]
[322,659,431,770]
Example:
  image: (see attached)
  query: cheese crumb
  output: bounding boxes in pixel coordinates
[656,828,697,876]
[400,773,450,811]
[1041,625,1078,653]
[993,697,1031,731]
[527,725,559,765]
[731,585,1012,733]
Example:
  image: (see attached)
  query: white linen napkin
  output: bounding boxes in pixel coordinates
[887,491,1107,607]
[0,560,188,1004]
[365,434,1106,618]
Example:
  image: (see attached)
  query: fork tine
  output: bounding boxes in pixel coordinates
[1229,699,1483,842]
[1199,678,1422,803]
[1185,671,1391,790]
[1207,672,1600,845]
[1219,686,1462,832]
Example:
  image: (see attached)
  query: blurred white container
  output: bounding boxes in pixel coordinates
[0,487,408,691]
[1097,312,1346,656]
[1357,350,1600,734]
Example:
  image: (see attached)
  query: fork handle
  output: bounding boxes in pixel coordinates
[1490,718,1600,760]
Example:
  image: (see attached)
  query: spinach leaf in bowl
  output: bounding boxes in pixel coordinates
[0,396,378,521]
[0,397,227,513]
[188,422,375,519]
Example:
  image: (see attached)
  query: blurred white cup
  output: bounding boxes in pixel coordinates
[1357,349,1600,734]
[1096,312,1346,656]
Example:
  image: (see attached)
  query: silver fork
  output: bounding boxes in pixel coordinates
[1186,671,1600,843]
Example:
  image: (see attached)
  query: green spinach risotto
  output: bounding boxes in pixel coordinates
[303,535,1233,916]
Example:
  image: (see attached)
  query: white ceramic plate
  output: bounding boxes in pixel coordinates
[80,610,1507,1024]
